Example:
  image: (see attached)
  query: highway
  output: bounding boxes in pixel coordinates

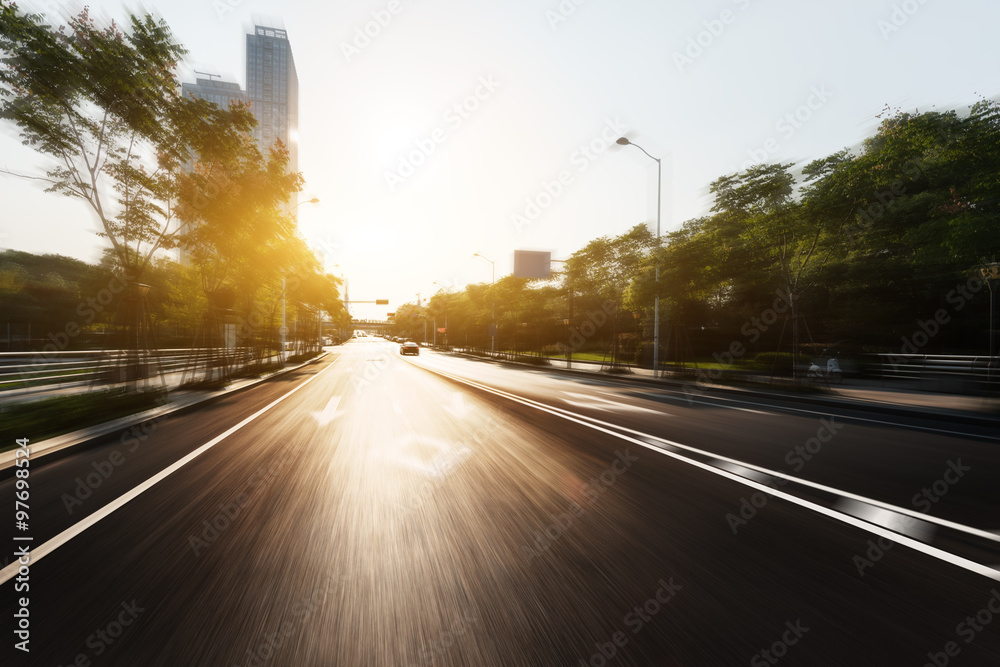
[2,337,999,665]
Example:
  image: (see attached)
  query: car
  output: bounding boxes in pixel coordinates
[400,341,420,356]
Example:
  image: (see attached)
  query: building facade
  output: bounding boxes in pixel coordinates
[246,24,299,210]
[180,77,248,111]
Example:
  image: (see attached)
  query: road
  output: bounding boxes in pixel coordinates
[2,338,999,665]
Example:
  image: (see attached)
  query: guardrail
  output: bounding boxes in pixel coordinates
[0,347,279,396]
[864,353,998,393]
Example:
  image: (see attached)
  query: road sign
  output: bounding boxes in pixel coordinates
[514,250,551,279]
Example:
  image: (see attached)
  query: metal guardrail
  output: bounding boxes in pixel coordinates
[864,353,998,392]
[0,348,273,394]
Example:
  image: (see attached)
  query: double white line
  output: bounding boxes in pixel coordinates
[419,364,1000,583]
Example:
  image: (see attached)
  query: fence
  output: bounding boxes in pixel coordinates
[0,347,270,397]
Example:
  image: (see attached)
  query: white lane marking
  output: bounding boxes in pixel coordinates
[650,388,998,440]
[482,376,1000,545]
[311,396,342,427]
[419,355,996,440]
[0,359,339,586]
[835,499,934,541]
[444,393,474,419]
[563,392,666,415]
[629,390,777,415]
[417,366,1000,582]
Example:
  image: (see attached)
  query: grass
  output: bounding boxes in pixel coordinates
[1,388,167,452]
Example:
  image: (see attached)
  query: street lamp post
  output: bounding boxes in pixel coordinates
[617,137,662,378]
[415,293,426,344]
[432,282,441,347]
[473,253,496,356]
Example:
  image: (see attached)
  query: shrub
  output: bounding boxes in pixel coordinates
[752,352,793,374]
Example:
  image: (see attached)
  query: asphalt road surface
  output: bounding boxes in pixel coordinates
[2,338,999,665]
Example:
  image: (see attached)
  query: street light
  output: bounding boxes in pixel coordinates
[415,293,424,344]
[617,136,662,378]
[473,253,496,355]
[432,281,445,347]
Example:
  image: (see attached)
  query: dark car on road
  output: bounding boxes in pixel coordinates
[400,341,420,356]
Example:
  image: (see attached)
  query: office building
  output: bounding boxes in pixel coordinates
[246,24,299,211]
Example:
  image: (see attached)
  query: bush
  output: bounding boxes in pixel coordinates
[752,352,793,374]
[0,388,167,451]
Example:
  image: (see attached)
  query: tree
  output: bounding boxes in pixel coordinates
[568,223,654,366]
[709,163,841,379]
[0,5,252,281]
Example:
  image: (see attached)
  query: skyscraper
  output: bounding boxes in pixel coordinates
[180,77,248,111]
[246,25,299,210]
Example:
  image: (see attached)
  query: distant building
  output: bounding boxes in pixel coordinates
[245,24,299,211]
[177,78,249,265]
[175,25,301,264]
[180,77,248,110]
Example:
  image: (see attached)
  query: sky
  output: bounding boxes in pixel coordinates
[2,0,999,320]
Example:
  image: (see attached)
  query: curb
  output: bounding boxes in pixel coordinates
[0,351,330,471]
[447,351,1000,428]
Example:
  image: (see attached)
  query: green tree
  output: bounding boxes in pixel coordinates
[0,5,253,281]
[709,163,842,377]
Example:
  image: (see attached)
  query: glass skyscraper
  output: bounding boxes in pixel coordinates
[245,24,299,210]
